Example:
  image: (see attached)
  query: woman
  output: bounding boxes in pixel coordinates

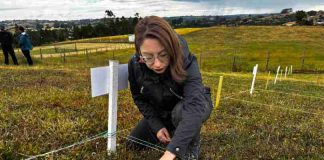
[127,16,212,160]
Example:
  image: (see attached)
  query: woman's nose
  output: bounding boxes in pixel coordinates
[152,58,162,67]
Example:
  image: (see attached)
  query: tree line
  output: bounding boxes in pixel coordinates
[13,10,141,47]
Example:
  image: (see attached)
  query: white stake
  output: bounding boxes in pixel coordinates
[280,69,283,81]
[91,62,129,154]
[250,64,258,95]
[284,66,288,78]
[108,60,119,153]
[274,66,280,84]
[287,66,290,76]
[290,65,293,75]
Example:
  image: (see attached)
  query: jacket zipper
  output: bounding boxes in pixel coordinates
[169,88,184,100]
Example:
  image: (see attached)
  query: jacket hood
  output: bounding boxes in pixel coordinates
[178,35,194,69]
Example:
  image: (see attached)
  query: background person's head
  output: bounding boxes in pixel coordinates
[18,26,25,33]
[135,16,186,83]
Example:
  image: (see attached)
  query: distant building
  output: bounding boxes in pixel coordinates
[316,21,324,25]
[128,34,135,42]
[282,21,296,26]
[281,8,293,14]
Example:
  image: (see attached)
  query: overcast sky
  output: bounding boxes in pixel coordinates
[0,0,323,20]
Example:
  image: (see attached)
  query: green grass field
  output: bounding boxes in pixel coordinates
[0,26,323,159]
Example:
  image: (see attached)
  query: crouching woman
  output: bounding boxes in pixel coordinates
[126,16,213,160]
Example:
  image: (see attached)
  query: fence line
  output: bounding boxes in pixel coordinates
[227,97,322,116]
[255,88,324,100]
[31,43,134,59]
[26,128,132,160]
[223,81,323,98]
[222,90,250,100]
[125,135,165,152]
[268,87,324,96]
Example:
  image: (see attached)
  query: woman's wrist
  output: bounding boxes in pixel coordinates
[160,150,176,160]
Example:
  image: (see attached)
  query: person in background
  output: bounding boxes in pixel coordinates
[0,25,18,65]
[17,26,33,66]
[126,16,213,160]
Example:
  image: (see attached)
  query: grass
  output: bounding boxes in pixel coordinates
[0,26,323,159]
[184,26,324,72]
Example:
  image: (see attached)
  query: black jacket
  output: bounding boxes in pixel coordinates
[128,36,206,156]
[0,30,14,47]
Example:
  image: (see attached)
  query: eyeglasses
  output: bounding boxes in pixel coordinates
[141,51,170,65]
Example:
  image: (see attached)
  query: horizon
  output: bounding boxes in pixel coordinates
[0,0,323,21]
[0,12,300,22]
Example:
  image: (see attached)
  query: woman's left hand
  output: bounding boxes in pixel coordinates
[160,151,176,160]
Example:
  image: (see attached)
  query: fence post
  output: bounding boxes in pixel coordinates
[274,66,280,84]
[232,55,236,72]
[63,48,66,63]
[265,71,271,90]
[40,48,43,60]
[250,64,258,95]
[284,66,288,79]
[86,48,89,60]
[301,50,305,71]
[215,76,223,108]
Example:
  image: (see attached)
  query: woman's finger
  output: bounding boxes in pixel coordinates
[163,130,171,141]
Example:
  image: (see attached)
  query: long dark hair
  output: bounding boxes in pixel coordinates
[134,16,187,83]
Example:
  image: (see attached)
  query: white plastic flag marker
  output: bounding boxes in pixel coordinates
[90,60,129,153]
[91,64,128,97]
[284,66,288,78]
[274,66,280,84]
[288,65,292,75]
[250,64,258,95]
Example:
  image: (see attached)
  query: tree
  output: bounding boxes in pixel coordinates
[131,13,140,32]
[296,10,307,24]
[134,13,139,18]
[105,10,115,18]
[72,26,81,39]
[307,10,317,16]
[94,23,107,37]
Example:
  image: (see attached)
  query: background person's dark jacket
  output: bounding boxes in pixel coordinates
[128,36,206,156]
[0,31,14,47]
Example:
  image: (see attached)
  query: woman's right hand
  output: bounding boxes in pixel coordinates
[157,128,171,144]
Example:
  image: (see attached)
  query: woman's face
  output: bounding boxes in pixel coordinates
[140,38,170,74]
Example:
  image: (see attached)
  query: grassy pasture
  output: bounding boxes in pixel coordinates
[0,26,323,159]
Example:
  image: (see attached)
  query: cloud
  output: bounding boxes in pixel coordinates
[0,0,323,20]
[0,7,24,11]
